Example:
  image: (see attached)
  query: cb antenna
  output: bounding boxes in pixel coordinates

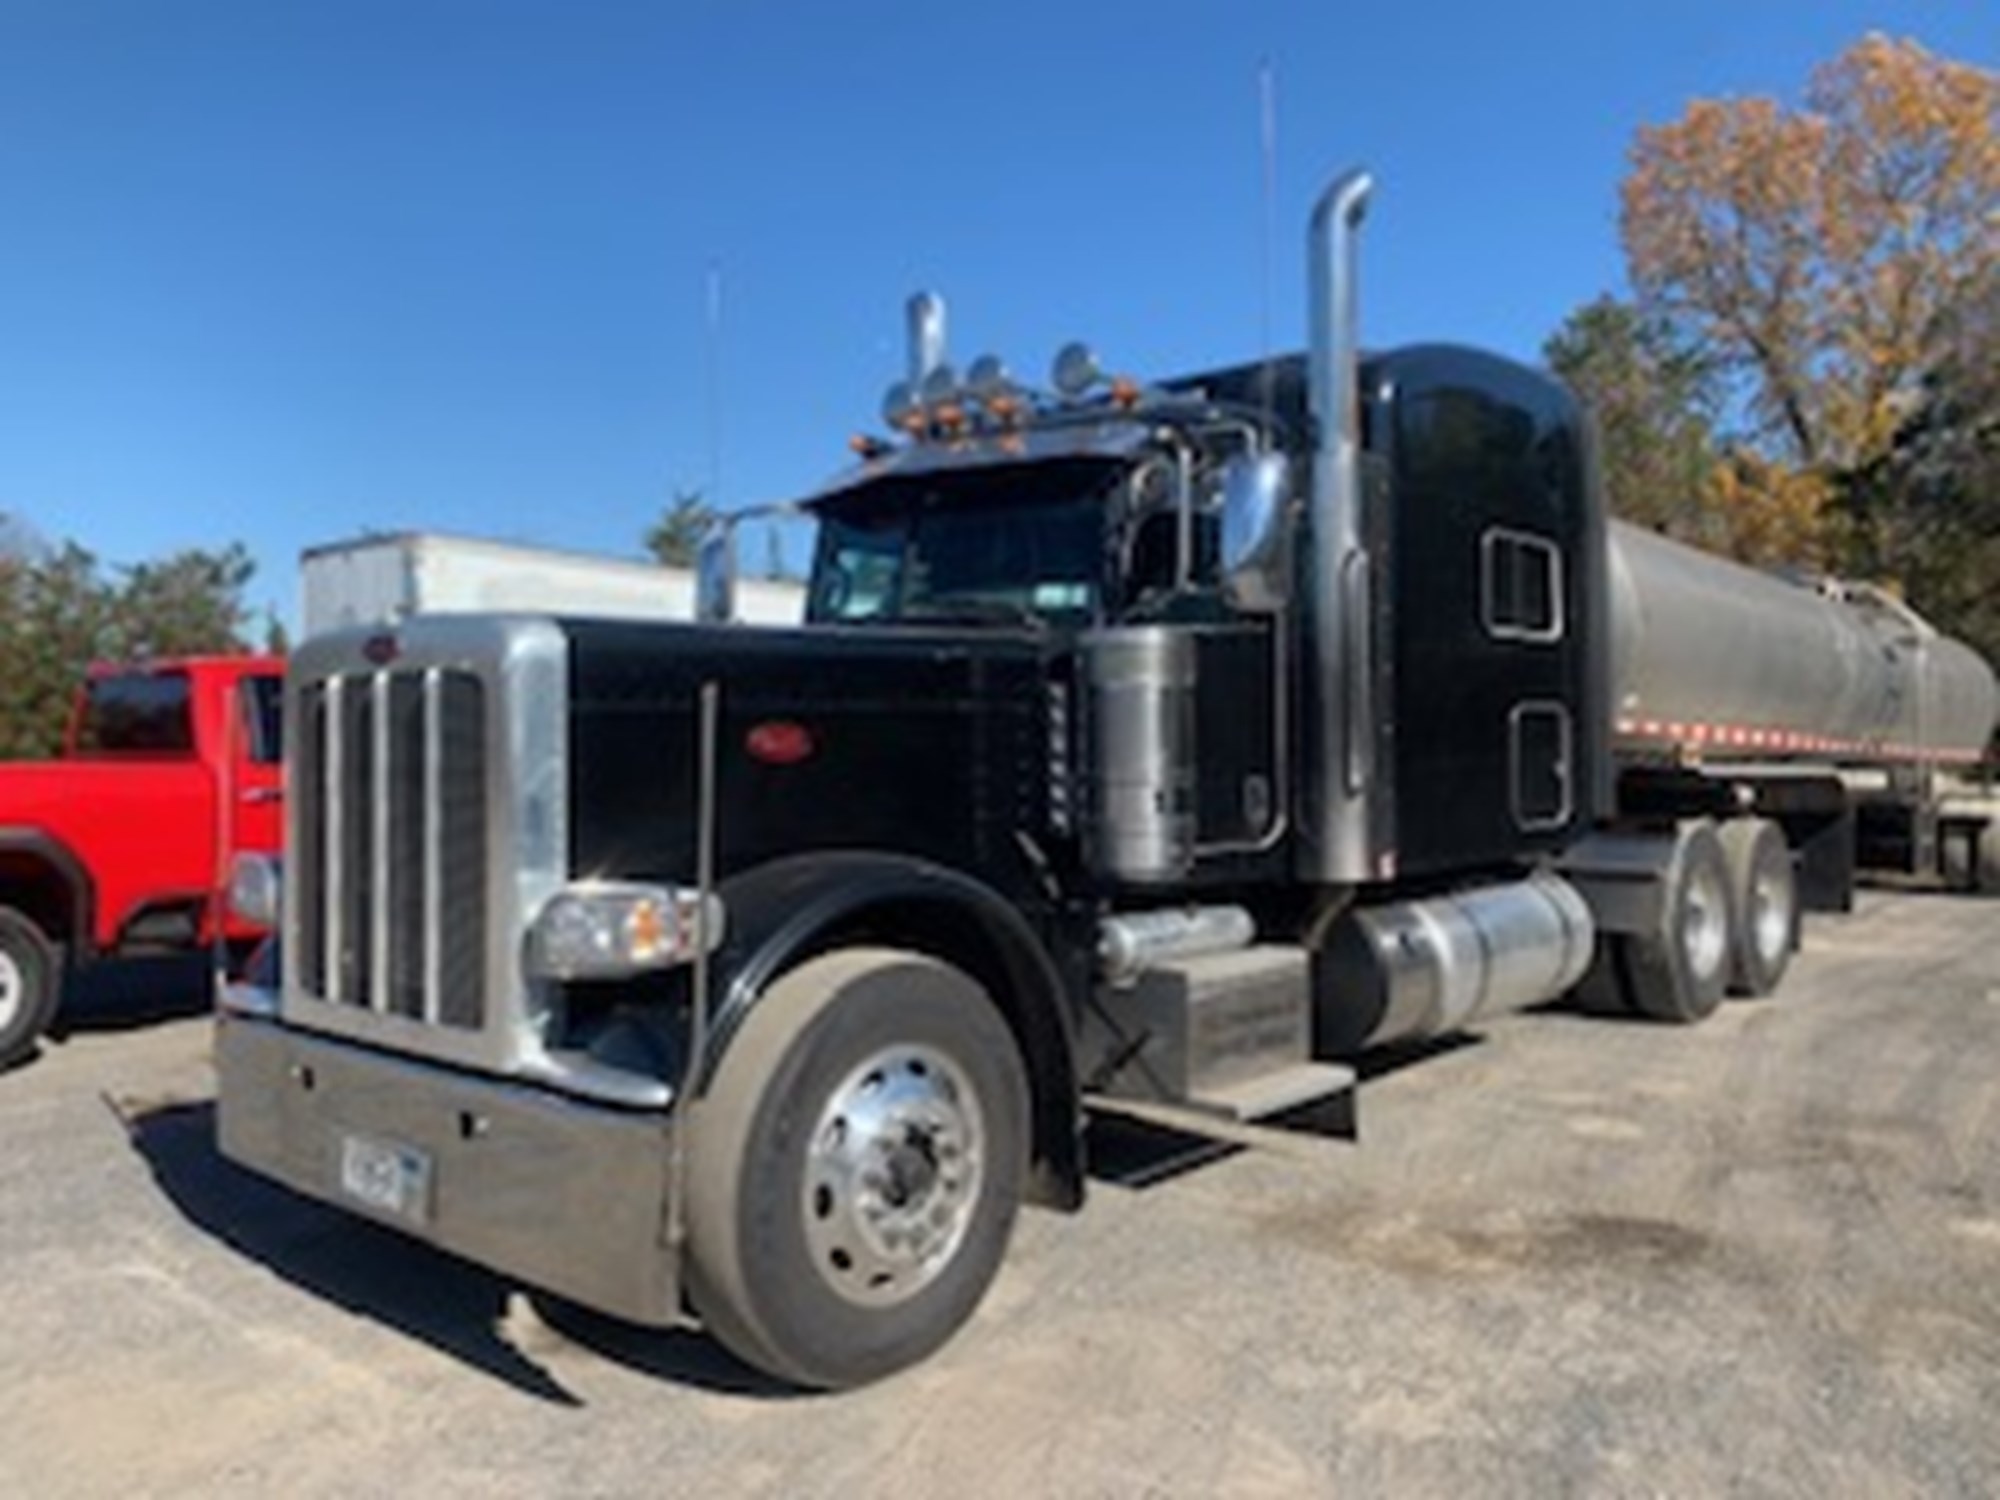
[704,259,724,507]
[1257,57,1278,438]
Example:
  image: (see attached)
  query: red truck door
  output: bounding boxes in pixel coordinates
[64,659,285,948]
[64,666,222,950]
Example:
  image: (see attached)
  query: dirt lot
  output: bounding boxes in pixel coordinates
[3,891,1997,1498]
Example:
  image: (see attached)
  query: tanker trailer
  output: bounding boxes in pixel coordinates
[1607,521,1998,774]
[1556,521,1999,1024]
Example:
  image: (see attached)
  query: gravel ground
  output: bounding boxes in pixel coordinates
[2,890,1997,1499]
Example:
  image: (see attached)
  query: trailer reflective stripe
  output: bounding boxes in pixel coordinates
[1613,715,1983,764]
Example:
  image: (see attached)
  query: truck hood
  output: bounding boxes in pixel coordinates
[561,619,1055,888]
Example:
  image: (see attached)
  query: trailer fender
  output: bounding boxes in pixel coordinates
[701,851,1084,1211]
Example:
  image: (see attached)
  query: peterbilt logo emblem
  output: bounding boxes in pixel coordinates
[746,721,815,765]
[362,633,400,666]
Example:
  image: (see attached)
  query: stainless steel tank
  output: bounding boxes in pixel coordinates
[1316,873,1597,1053]
[1083,625,1197,882]
[1608,521,1998,764]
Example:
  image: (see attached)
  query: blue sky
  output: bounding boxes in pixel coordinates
[0,1,1991,628]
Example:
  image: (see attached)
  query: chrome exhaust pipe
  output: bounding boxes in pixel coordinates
[906,291,948,388]
[1304,168,1376,882]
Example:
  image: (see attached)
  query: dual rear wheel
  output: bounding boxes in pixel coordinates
[1607,817,1798,1023]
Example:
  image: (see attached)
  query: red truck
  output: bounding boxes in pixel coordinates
[0,655,284,1068]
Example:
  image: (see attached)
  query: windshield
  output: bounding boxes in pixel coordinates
[807,459,1117,626]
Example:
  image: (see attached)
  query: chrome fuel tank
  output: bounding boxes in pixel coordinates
[1083,625,1197,883]
[1608,522,1997,765]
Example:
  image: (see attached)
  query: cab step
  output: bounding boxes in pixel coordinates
[1088,1065,1358,1158]
[1188,1060,1356,1121]
[1078,944,1357,1141]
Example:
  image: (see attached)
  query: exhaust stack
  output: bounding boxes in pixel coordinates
[1304,168,1380,883]
[906,292,948,389]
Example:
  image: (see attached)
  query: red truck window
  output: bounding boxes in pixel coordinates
[74,672,196,755]
[241,677,283,765]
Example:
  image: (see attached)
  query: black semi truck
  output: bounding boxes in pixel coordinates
[217,168,1999,1388]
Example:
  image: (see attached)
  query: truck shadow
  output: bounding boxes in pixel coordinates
[51,955,216,1039]
[1350,1031,1484,1081]
[118,1098,796,1404]
[1082,1040,1485,1188]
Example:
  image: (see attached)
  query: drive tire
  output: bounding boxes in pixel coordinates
[1622,820,1733,1025]
[0,906,62,1072]
[1570,939,1636,1017]
[685,947,1029,1390]
[1718,818,1797,997]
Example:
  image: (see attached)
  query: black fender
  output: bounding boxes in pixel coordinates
[0,828,97,964]
[701,850,1085,1211]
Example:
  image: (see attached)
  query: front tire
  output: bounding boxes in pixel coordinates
[0,907,62,1072]
[685,947,1029,1389]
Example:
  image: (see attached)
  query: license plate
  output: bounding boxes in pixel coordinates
[339,1133,432,1224]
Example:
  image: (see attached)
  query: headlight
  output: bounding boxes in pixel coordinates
[528,883,726,981]
[228,853,283,929]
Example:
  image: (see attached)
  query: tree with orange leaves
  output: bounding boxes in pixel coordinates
[1619,34,1998,567]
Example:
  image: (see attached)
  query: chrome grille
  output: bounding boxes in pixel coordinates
[294,669,488,1029]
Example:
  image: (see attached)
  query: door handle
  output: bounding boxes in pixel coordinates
[240,787,284,805]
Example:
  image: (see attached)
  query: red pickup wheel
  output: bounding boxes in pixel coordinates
[0,907,61,1071]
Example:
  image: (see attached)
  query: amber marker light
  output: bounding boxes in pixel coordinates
[625,897,669,961]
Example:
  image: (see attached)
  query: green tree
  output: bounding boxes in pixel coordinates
[644,490,717,568]
[0,534,262,760]
[1835,273,2000,670]
[0,542,118,759]
[111,544,256,659]
[1545,296,1720,541]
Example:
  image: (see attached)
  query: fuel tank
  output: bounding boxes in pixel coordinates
[1608,522,1998,765]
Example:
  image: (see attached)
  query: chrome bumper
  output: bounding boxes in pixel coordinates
[216,1013,683,1327]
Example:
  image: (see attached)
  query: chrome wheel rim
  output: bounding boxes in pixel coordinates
[1751,871,1791,969]
[803,1044,986,1308]
[0,949,23,1034]
[1682,866,1730,982]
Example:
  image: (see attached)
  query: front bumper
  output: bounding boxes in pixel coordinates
[216,1013,683,1326]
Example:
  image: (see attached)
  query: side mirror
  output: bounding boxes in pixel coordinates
[1219,453,1292,613]
[695,528,737,623]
